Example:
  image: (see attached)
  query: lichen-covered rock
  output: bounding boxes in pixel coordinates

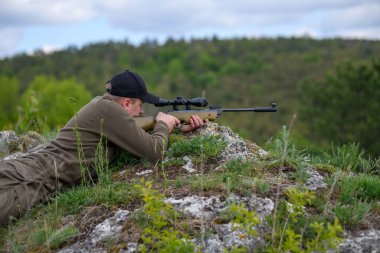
[166,193,271,252]
[199,123,268,162]
[0,130,46,160]
[306,167,328,190]
[0,131,19,157]
[58,210,130,253]
[338,229,380,253]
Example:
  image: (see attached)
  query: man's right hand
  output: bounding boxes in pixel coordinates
[156,112,180,133]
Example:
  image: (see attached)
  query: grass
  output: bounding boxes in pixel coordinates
[167,134,227,159]
[334,200,372,226]
[338,174,380,202]
[332,173,380,226]
[313,143,380,174]
[0,181,138,252]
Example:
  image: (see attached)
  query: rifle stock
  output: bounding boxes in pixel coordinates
[134,110,218,131]
[134,116,156,131]
[167,110,218,122]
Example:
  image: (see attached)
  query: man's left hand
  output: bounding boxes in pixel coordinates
[180,115,208,132]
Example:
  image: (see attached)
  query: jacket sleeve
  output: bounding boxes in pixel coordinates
[101,101,170,162]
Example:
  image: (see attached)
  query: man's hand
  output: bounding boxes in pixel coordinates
[156,113,207,133]
[156,112,180,133]
[180,115,208,132]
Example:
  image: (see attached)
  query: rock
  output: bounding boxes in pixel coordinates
[0,130,45,160]
[199,123,268,162]
[135,170,153,176]
[247,196,275,221]
[0,131,19,157]
[182,156,196,173]
[338,229,380,253]
[202,234,224,253]
[58,210,130,253]
[166,195,226,220]
[306,167,327,190]
[167,193,268,252]
[118,243,138,253]
[213,223,252,247]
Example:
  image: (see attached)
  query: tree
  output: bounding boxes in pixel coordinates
[0,75,20,129]
[300,59,380,155]
[16,75,92,133]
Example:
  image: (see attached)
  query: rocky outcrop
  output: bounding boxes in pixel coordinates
[0,126,378,252]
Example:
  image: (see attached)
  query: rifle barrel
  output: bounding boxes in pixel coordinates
[222,107,277,112]
[222,102,277,112]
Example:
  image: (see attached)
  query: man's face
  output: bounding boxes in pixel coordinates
[122,98,144,116]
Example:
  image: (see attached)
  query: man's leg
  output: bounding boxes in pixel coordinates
[0,161,53,226]
[0,187,22,225]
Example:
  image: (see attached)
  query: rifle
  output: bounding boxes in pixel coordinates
[134,97,277,131]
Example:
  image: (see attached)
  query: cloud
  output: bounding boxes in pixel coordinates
[323,1,380,32]
[0,0,379,57]
[0,27,23,54]
[102,0,361,32]
[0,0,97,26]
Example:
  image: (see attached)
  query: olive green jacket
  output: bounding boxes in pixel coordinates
[5,94,169,186]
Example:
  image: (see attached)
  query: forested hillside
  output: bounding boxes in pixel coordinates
[1,37,379,154]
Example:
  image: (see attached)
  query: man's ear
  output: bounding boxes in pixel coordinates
[120,98,131,108]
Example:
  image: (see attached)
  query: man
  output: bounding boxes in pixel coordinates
[0,70,205,225]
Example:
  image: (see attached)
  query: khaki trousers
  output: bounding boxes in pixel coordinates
[0,161,55,226]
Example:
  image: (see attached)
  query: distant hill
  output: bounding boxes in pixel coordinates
[1,37,380,147]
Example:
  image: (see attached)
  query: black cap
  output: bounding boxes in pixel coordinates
[106,70,159,104]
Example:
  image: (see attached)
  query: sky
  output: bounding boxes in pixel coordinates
[0,0,379,58]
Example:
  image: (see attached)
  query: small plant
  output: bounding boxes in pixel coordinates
[94,119,111,185]
[220,203,261,252]
[267,187,343,252]
[334,200,372,226]
[190,172,224,191]
[161,158,186,168]
[225,203,260,237]
[266,126,311,182]
[310,192,329,214]
[222,158,255,193]
[73,115,94,186]
[255,180,271,195]
[333,173,379,226]
[31,225,78,249]
[133,180,195,252]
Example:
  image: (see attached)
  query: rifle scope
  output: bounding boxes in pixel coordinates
[155,97,208,110]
